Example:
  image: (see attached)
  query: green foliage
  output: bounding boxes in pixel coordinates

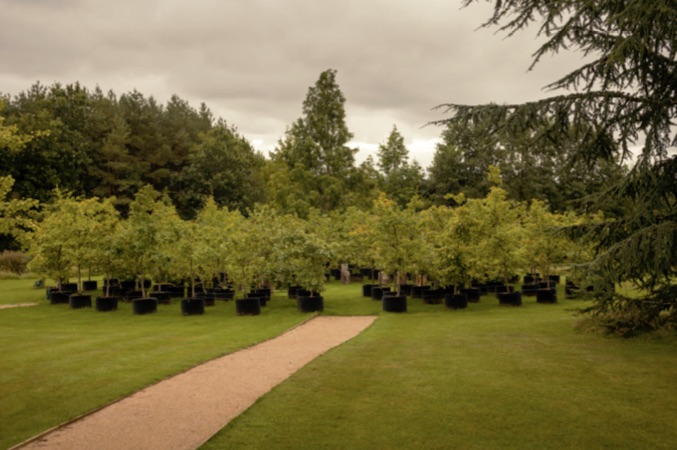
[370,194,420,294]
[0,250,29,274]
[437,0,677,333]
[176,121,265,218]
[376,126,424,207]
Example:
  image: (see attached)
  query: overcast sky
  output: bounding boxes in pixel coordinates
[0,0,587,169]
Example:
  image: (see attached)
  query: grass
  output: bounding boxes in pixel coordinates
[1,279,676,449]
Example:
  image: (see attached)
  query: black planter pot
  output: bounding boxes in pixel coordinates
[548,275,561,284]
[362,284,374,298]
[235,298,261,316]
[382,295,407,313]
[494,284,512,294]
[371,287,390,300]
[133,298,158,315]
[411,285,430,299]
[498,291,522,307]
[153,291,172,305]
[288,286,301,299]
[521,284,539,296]
[46,286,56,300]
[210,289,234,301]
[125,290,144,301]
[82,280,98,291]
[181,298,205,315]
[61,282,77,292]
[69,294,92,309]
[168,285,185,298]
[400,284,414,296]
[297,295,324,313]
[422,289,444,304]
[445,293,468,310]
[49,291,71,304]
[536,288,557,304]
[460,288,481,303]
[246,293,266,307]
[201,295,216,306]
[95,296,118,311]
[120,280,136,291]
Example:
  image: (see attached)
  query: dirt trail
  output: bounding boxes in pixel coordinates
[16,316,377,450]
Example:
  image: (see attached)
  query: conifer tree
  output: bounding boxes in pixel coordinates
[437,0,677,333]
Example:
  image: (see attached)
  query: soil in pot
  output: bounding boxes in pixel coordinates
[297,295,324,313]
[133,298,158,315]
[445,293,468,310]
[95,296,118,311]
[69,294,92,309]
[498,291,522,307]
[181,298,205,315]
[235,298,261,316]
[536,288,557,304]
[382,295,407,313]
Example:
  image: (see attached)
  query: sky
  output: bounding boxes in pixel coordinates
[0,0,589,170]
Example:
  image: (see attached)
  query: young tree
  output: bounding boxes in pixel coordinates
[370,193,420,296]
[437,0,677,332]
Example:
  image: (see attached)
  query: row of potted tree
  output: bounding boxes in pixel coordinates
[24,168,596,315]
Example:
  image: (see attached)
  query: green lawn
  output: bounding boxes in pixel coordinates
[1,280,676,449]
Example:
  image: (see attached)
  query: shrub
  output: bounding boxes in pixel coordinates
[0,251,30,275]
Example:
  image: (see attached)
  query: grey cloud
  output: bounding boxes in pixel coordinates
[0,0,587,167]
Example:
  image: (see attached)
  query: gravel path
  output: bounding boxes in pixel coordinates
[0,303,39,309]
[16,316,377,450]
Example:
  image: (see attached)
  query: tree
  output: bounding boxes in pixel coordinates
[437,0,677,333]
[118,185,179,297]
[370,193,420,295]
[270,69,362,212]
[176,121,265,218]
[376,126,424,207]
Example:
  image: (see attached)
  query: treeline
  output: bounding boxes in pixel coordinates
[0,71,626,226]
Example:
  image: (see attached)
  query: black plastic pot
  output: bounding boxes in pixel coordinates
[125,290,144,301]
[133,298,158,315]
[411,285,430,299]
[120,280,136,291]
[460,288,481,303]
[445,293,468,310]
[235,298,261,316]
[95,296,118,311]
[422,289,444,304]
[382,295,407,313]
[82,280,98,291]
[536,288,557,304]
[61,282,77,292]
[153,291,172,305]
[498,291,522,307]
[246,293,266,307]
[297,295,324,313]
[49,291,71,304]
[288,286,301,299]
[181,298,205,315]
[69,294,92,309]
[371,287,390,300]
[521,284,539,296]
[362,284,374,297]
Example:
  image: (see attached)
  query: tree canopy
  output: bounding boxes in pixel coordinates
[436,0,677,333]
